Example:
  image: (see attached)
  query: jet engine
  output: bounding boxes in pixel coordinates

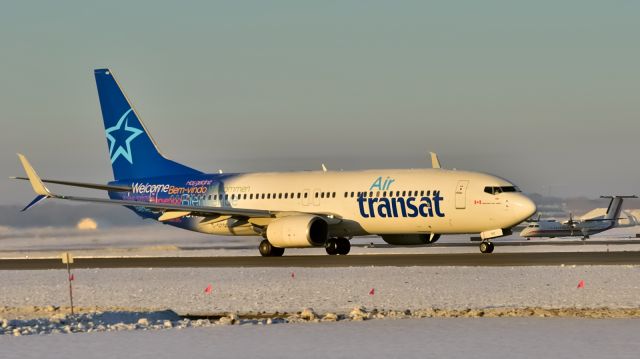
[266,215,328,248]
[381,234,440,245]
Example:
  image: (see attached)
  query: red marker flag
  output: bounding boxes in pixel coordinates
[69,274,75,281]
[577,280,585,289]
[204,284,213,294]
[369,288,375,296]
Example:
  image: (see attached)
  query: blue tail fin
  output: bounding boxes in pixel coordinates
[94,69,202,181]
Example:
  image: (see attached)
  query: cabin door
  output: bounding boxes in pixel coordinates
[455,180,469,209]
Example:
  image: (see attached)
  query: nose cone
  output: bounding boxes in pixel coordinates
[512,195,537,223]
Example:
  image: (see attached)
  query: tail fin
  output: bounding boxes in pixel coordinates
[602,195,637,221]
[94,69,202,181]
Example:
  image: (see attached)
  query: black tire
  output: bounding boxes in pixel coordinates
[325,238,339,255]
[259,239,272,257]
[336,238,351,255]
[271,246,285,257]
[479,241,494,254]
[259,239,285,257]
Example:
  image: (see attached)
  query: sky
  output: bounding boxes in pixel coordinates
[1,0,639,205]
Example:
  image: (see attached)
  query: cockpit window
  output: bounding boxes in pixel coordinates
[500,186,519,193]
[484,186,521,195]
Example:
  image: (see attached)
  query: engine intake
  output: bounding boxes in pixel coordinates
[381,234,440,245]
[266,215,328,248]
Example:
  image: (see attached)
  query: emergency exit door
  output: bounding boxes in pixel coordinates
[455,180,469,209]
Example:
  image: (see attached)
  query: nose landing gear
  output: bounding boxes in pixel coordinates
[325,237,351,255]
[479,241,494,254]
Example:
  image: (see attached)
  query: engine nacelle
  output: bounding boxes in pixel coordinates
[381,234,440,245]
[266,215,328,248]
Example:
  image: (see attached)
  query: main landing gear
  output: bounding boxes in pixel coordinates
[479,241,494,254]
[259,239,285,257]
[325,237,351,255]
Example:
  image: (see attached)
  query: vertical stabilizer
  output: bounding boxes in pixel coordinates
[601,195,637,223]
[94,69,202,181]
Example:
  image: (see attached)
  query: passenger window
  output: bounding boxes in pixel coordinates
[284,193,288,199]
[350,191,354,198]
[297,193,301,199]
[402,191,406,197]
[332,192,336,198]
[267,193,271,199]
[315,192,319,198]
[304,193,308,198]
[369,191,373,198]
[321,192,325,198]
[420,190,424,196]
[243,194,247,200]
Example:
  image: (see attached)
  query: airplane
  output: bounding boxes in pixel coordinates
[13,68,537,256]
[520,195,637,239]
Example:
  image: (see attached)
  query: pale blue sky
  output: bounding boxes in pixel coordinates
[1,1,639,204]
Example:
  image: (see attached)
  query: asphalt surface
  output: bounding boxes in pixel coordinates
[1,251,639,270]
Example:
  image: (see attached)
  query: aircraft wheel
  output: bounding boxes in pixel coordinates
[336,238,351,255]
[325,238,339,255]
[479,241,494,254]
[259,239,285,257]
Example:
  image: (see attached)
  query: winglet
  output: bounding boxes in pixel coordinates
[21,195,47,212]
[16,154,51,196]
[430,152,442,169]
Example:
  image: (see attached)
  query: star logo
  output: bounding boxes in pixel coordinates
[105,109,143,164]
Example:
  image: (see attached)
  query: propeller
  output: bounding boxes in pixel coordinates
[566,213,577,236]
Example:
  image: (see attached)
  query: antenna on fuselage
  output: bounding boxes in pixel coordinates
[321,163,328,172]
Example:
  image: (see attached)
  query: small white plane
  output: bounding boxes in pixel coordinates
[520,196,637,239]
[14,69,537,255]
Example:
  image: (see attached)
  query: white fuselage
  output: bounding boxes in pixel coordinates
[520,220,614,238]
[134,168,537,238]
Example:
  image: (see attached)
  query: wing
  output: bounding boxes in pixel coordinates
[15,153,273,219]
[10,176,132,192]
[15,154,343,225]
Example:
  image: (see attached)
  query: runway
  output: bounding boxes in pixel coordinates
[1,251,639,270]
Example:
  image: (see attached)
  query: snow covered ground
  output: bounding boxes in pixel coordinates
[1,265,640,315]
[2,318,639,359]
[1,225,640,356]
